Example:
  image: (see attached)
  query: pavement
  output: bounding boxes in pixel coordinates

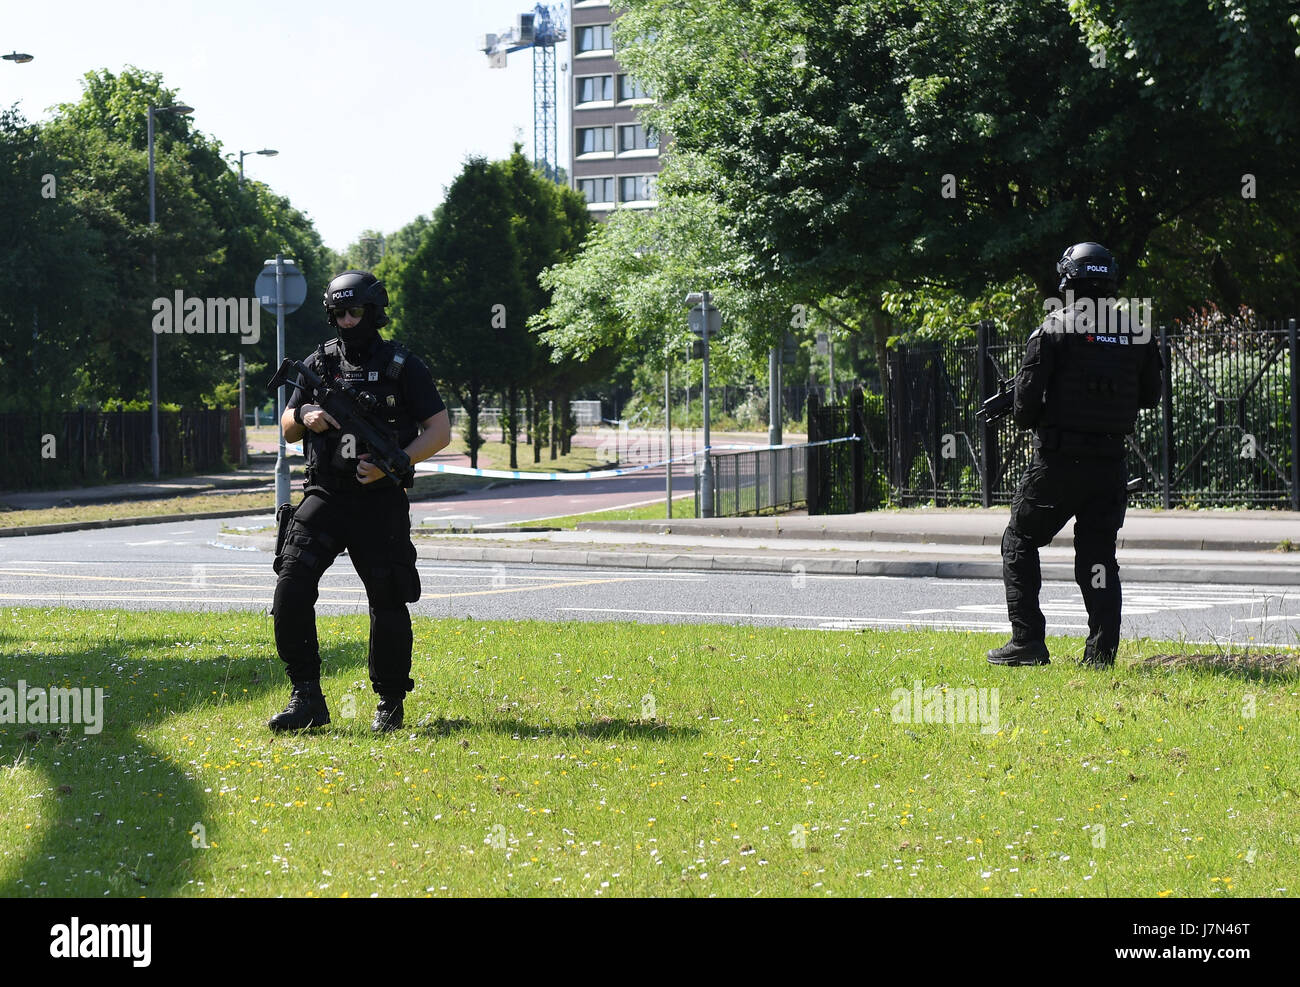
[571,509,1300,553]
[217,506,1300,587]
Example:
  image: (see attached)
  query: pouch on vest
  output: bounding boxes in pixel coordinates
[274,502,297,562]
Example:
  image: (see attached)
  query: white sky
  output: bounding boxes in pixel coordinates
[4,0,572,251]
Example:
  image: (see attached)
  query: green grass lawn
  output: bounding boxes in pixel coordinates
[1,607,1295,898]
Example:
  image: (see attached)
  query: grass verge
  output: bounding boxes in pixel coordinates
[444,437,614,474]
[0,491,276,529]
[1,607,1295,897]
[511,497,698,529]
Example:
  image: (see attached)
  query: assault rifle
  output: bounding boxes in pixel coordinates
[977,376,1017,426]
[266,358,415,488]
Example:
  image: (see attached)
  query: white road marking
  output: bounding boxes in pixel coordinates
[908,589,1269,620]
[909,603,1166,616]
[0,560,706,583]
[2,564,270,572]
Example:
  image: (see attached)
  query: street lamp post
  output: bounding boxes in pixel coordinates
[148,102,194,480]
[238,148,278,188]
[828,330,835,400]
[360,235,386,264]
[235,148,277,470]
[3,50,35,64]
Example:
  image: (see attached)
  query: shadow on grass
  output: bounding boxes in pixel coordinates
[0,619,367,898]
[0,617,700,896]
[1133,650,1300,682]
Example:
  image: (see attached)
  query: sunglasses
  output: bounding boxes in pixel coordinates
[332,305,366,319]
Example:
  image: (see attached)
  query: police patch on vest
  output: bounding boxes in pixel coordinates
[369,371,379,381]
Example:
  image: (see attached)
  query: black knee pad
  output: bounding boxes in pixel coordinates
[272,571,318,615]
[1002,524,1039,558]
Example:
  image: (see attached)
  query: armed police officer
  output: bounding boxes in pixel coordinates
[988,242,1162,669]
[270,270,450,732]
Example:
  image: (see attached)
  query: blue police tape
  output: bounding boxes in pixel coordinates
[408,435,861,481]
[286,436,860,482]
[413,455,696,481]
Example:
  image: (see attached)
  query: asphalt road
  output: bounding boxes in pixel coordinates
[413,463,695,526]
[1,518,1297,649]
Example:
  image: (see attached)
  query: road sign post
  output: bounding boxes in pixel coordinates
[255,256,307,509]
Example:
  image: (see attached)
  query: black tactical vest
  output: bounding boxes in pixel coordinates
[302,338,417,491]
[1037,302,1145,438]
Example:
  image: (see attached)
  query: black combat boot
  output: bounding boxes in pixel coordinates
[268,680,330,732]
[986,640,1050,666]
[371,696,404,733]
[1080,643,1116,668]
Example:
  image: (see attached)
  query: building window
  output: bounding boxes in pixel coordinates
[618,123,658,153]
[619,175,657,202]
[578,177,615,204]
[618,74,649,101]
[577,126,614,155]
[575,74,613,104]
[575,24,613,54]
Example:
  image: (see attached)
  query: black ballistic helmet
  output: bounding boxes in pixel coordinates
[324,270,389,328]
[1057,242,1118,294]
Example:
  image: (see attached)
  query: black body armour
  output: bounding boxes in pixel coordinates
[302,338,417,491]
[1036,302,1144,444]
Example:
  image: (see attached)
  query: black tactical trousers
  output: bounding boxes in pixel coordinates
[1001,450,1128,657]
[271,485,421,696]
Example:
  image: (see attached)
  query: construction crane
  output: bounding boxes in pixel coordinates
[481,4,567,184]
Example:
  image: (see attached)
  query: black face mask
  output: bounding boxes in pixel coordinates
[338,307,380,355]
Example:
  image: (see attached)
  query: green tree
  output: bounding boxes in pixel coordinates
[0,108,107,411]
[533,180,793,390]
[613,0,1300,346]
[31,67,334,411]
[494,146,596,464]
[393,157,525,468]
[38,68,221,407]
[343,229,388,271]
